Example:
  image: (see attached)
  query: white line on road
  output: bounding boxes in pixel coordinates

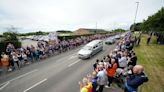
[56,53,77,62]
[23,78,47,92]
[0,69,38,90]
[68,55,77,60]
[0,81,10,90]
[9,69,38,82]
[68,59,81,67]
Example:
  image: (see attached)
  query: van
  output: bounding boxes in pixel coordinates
[78,40,103,59]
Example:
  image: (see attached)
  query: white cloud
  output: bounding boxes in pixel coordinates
[0,0,163,33]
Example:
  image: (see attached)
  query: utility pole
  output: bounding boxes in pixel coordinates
[132,2,139,31]
[95,22,97,34]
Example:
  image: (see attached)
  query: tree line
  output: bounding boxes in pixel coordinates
[130,7,164,32]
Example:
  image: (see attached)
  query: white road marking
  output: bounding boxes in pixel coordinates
[0,82,7,88]
[56,53,77,62]
[68,55,77,60]
[9,69,38,82]
[0,81,10,90]
[23,78,47,92]
[0,69,38,90]
[68,59,80,67]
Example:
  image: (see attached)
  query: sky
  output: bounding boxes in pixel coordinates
[0,0,163,33]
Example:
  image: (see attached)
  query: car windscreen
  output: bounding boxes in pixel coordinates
[82,46,92,50]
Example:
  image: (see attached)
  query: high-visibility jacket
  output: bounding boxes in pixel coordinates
[86,83,92,92]
[80,87,88,92]
[80,83,92,92]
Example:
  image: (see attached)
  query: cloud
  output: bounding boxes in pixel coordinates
[0,0,163,33]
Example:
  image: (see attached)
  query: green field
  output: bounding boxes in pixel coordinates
[133,34,164,92]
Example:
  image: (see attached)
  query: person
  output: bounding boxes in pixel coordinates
[105,58,117,88]
[12,52,20,69]
[1,53,9,72]
[8,54,15,71]
[137,33,141,46]
[124,65,148,92]
[93,59,99,70]
[91,71,98,92]
[81,87,88,92]
[147,35,151,45]
[97,64,106,92]
[22,52,28,65]
[79,77,92,92]
[118,53,127,69]
[128,53,137,66]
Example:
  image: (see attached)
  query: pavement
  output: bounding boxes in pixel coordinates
[0,42,123,92]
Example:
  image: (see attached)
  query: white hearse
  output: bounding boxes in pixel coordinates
[78,40,103,59]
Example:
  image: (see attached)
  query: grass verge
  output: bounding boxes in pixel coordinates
[133,34,164,92]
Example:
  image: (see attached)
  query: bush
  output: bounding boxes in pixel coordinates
[0,31,22,54]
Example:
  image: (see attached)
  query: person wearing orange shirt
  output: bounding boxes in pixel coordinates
[106,58,117,88]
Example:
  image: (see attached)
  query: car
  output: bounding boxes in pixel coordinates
[114,35,121,39]
[78,40,103,59]
[32,35,38,40]
[105,37,116,45]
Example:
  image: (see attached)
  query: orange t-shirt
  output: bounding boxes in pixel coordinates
[106,63,117,77]
[1,58,9,66]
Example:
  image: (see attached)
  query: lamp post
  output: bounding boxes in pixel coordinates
[94,22,97,34]
[132,2,139,31]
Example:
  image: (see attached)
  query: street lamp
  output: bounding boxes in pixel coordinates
[132,2,139,31]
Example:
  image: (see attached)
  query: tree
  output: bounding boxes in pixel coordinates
[130,23,142,31]
[141,7,164,32]
[0,31,21,54]
[112,29,126,33]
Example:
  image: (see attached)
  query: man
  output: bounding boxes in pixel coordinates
[124,65,148,92]
[147,35,151,45]
[105,58,117,88]
[97,64,106,92]
[128,53,137,66]
[93,59,99,70]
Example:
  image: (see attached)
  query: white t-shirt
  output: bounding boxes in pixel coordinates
[13,55,19,62]
[119,56,127,68]
[22,54,27,60]
[97,69,106,85]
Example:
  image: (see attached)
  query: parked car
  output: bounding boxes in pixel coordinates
[78,40,103,59]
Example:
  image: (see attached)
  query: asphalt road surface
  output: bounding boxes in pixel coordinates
[0,42,123,92]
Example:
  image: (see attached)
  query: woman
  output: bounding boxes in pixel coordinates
[12,52,20,69]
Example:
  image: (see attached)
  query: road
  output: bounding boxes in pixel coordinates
[0,43,122,92]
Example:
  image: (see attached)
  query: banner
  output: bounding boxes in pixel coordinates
[48,32,58,45]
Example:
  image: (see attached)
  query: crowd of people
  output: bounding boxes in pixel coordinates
[0,34,109,73]
[0,32,149,92]
[79,32,148,92]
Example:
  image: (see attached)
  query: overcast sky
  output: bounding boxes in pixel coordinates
[0,0,163,33]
